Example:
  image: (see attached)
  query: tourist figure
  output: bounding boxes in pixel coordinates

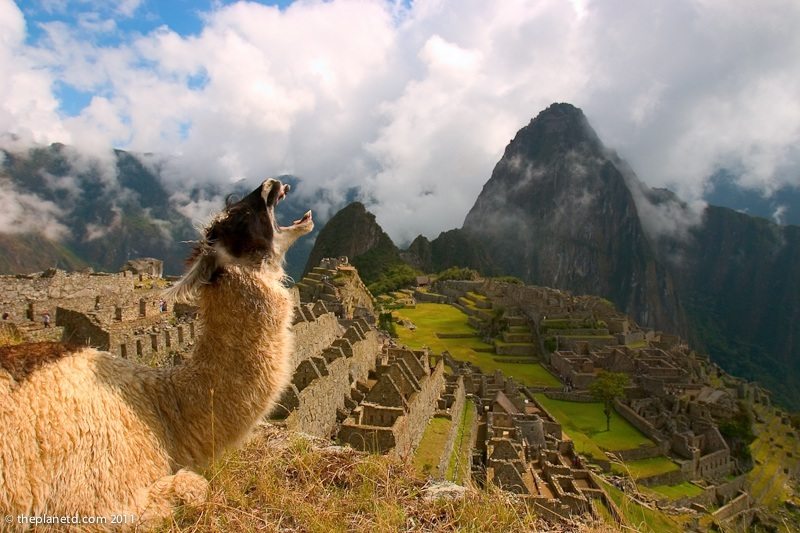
[43,312,51,328]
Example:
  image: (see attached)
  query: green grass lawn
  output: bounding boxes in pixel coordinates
[611,456,680,479]
[446,400,476,484]
[394,304,561,388]
[644,481,704,500]
[533,394,654,452]
[412,417,452,477]
[599,479,683,532]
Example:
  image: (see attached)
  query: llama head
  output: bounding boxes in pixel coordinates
[167,178,313,303]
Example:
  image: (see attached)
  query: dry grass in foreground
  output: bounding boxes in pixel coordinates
[158,425,614,533]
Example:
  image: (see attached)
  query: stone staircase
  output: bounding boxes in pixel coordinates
[296,266,339,304]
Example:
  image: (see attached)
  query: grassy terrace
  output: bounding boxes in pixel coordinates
[394,303,560,388]
[643,481,704,500]
[534,394,654,453]
[747,404,800,516]
[598,479,685,532]
[447,400,477,484]
[167,426,548,532]
[611,457,680,480]
[413,417,452,477]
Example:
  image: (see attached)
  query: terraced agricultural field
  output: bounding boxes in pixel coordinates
[643,481,704,500]
[393,303,560,387]
[611,456,680,480]
[534,393,654,452]
[747,405,800,513]
[599,479,685,532]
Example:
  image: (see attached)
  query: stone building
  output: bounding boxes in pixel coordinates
[338,346,446,456]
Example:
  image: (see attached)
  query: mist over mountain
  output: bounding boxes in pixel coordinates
[706,171,800,226]
[457,103,687,334]
[0,145,317,279]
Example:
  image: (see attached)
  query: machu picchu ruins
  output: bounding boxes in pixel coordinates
[1,258,797,531]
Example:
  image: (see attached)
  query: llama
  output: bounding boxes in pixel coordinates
[0,178,313,525]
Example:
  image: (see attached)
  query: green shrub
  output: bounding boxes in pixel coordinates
[367,264,421,295]
[543,337,557,352]
[435,267,480,282]
[378,312,398,337]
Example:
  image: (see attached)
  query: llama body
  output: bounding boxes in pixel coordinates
[0,179,312,524]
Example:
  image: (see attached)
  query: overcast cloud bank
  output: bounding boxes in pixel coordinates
[1,0,799,243]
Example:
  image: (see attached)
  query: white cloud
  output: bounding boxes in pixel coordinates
[0,177,69,239]
[1,0,799,245]
[773,204,787,225]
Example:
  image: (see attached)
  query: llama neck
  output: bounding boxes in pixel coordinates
[167,265,293,468]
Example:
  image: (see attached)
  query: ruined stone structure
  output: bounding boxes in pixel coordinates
[0,266,194,366]
[121,258,164,278]
[338,346,446,456]
[295,257,375,322]
[433,278,767,520]
[438,358,605,520]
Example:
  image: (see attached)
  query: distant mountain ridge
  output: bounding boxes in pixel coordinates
[0,144,316,279]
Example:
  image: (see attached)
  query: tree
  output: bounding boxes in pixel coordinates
[589,371,630,432]
[480,306,508,341]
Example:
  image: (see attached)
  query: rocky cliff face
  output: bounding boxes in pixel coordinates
[456,103,685,333]
[674,207,800,406]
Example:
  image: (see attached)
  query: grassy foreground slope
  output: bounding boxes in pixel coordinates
[160,425,602,532]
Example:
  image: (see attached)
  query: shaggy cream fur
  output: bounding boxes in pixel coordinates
[0,179,312,527]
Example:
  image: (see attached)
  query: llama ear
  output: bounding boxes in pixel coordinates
[163,253,219,304]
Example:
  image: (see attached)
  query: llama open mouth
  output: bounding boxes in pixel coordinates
[272,182,313,230]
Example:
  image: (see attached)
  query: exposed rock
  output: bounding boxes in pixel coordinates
[422,481,468,502]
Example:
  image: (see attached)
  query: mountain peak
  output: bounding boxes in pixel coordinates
[302,201,402,279]
[505,102,603,162]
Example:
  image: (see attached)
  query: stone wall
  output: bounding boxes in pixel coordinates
[613,400,666,447]
[284,326,380,438]
[636,468,687,487]
[392,359,446,457]
[697,449,732,479]
[714,474,747,503]
[56,307,110,348]
[339,357,446,456]
[111,322,196,365]
[0,270,135,321]
[414,290,448,304]
[0,270,133,301]
[612,445,668,462]
[543,391,596,402]
[711,492,751,523]
[290,309,343,370]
